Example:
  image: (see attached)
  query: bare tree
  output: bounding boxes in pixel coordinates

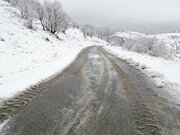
[34,1,46,30]
[121,36,173,59]
[72,22,80,29]
[17,0,37,29]
[81,24,96,38]
[57,12,72,33]
[5,0,74,33]
[43,0,63,34]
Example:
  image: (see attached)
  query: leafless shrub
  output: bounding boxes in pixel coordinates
[122,36,173,59]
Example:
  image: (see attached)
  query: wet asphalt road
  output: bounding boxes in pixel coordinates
[0,46,180,135]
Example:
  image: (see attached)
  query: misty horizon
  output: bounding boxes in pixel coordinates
[40,0,180,34]
[59,0,180,34]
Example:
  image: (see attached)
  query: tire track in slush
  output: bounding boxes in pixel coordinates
[0,74,64,124]
[108,56,162,135]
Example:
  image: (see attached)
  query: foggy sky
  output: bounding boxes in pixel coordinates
[40,0,180,33]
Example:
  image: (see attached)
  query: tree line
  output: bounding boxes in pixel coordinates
[4,0,73,34]
[4,0,110,39]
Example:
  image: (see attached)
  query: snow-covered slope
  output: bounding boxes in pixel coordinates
[109,31,145,46]
[0,0,106,103]
[109,31,180,61]
[152,33,180,60]
[113,31,146,39]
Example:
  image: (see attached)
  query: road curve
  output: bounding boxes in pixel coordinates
[0,46,180,135]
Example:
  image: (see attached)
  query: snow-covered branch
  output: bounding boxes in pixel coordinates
[5,0,72,33]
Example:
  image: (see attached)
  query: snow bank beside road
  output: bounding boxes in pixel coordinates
[104,46,180,100]
[0,0,106,102]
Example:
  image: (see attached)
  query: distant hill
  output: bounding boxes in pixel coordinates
[109,31,146,46]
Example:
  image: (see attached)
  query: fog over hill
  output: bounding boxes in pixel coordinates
[111,23,180,35]
[39,0,180,34]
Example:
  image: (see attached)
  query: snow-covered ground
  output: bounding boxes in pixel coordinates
[0,0,106,103]
[104,46,180,101]
[112,31,146,40]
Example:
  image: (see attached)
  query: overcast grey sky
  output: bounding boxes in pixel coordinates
[40,0,180,33]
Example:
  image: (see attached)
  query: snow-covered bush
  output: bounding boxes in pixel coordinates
[109,36,125,46]
[130,37,157,53]
[57,13,72,33]
[148,41,173,59]
[4,0,37,29]
[122,36,173,59]
[33,1,46,30]
[122,39,135,50]
[34,0,71,34]
[43,0,63,33]
[81,24,96,38]
[4,0,72,33]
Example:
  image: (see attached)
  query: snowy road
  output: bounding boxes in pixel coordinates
[0,47,180,135]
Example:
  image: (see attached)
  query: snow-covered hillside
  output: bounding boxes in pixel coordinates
[0,0,106,103]
[110,30,180,60]
[152,33,180,60]
[113,31,146,39]
[109,31,146,46]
